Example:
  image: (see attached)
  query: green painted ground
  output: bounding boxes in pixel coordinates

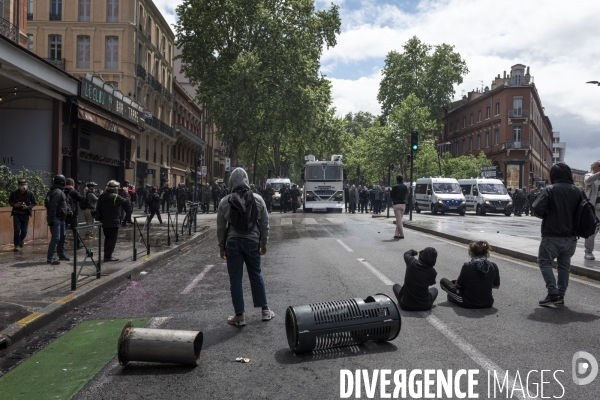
[0,318,150,400]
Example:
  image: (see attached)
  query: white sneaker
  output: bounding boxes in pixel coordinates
[584,253,595,260]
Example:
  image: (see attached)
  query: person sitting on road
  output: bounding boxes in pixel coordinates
[440,241,500,309]
[393,247,438,311]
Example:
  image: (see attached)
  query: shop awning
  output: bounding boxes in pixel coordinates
[76,100,140,141]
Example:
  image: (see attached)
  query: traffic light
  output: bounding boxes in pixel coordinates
[410,131,419,151]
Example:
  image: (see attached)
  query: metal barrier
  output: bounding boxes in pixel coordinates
[285,293,401,354]
[133,215,150,261]
[167,211,179,246]
[72,222,102,291]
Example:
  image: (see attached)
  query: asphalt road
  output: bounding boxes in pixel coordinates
[3,211,600,399]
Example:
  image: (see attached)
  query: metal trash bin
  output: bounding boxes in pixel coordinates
[118,322,203,366]
[285,293,401,354]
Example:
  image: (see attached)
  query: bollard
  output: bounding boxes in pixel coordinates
[118,322,203,366]
[285,293,401,354]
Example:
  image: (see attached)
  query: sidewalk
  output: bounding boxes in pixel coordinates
[0,208,218,348]
[401,214,600,281]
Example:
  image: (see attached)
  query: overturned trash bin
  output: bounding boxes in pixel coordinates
[118,321,203,366]
[285,293,401,354]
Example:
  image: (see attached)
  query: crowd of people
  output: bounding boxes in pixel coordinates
[344,184,387,214]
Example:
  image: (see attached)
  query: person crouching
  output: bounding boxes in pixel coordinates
[393,247,438,311]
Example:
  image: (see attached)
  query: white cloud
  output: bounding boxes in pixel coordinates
[329,71,383,116]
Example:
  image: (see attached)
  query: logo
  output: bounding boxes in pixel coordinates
[572,351,598,386]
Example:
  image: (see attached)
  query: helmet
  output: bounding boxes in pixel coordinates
[106,180,120,192]
[123,180,130,186]
[86,181,98,188]
[53,174,66,187]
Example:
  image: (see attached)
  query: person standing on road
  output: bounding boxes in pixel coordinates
[263,183,274,213]
[212,182,220,213]
[176,183,187,213]
[82,182,99,238]
[584,160,600,261]
[373,185,382,214]
[161,183,172,213]
[290,184,300,213]
[391,175,408,239]
[344,184,349,212]
[349,184,358,213]
[217,168,273,326]
[9,178,36,251]
[531,163,581,306]
[64,178,85,250]
[393,248,438,311]
[202,183,212,213]
[119,181,133,226]
[440,241,500,309]
[528,187,540,217]
[45,175,69,265]
[135,183,144,209]
[147,187,163,225]
[96,180,129,262]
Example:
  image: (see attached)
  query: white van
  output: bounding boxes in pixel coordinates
[458,178,513,216]
[414,178,466,216]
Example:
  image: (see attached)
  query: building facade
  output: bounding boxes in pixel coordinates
[552,131,566,165]
[26,0,175,187]
[442,64,555,189]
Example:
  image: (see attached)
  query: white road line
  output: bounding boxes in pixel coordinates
[326,218,343,224]
[281,218,293,225]
[181,265,215,294]
[303,218,317,225]
[422,313,531,400]
[336,239,354,252]
[357,258,394,285]
[323,228,334,236]
[146,316,171,328]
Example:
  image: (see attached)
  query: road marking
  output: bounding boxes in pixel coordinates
[357,258,394,285]
[303,218,317,225]
[336,239,354,252]
[422,313,531,400]
[146,316,171,328]
[326,218,343,224]
[16,312,44,326]
[281,218,293,225]
[323,228,334,236]
[55,294,77,304]
[181,265,214,294]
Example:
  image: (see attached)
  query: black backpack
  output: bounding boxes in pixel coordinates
[574,191,600,239]
[228,189,258,233]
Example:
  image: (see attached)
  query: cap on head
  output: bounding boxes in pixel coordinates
[53,174,66,187]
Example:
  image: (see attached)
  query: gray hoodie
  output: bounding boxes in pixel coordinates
[217,168,269,251]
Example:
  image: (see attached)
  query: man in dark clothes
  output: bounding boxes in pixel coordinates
[64,178,85,250]
[393,248,438,311]
[119,181,133,226]
[440,241,500,309]
[9,178,36,251]
[96,180,129,261]
[391,175,409,239]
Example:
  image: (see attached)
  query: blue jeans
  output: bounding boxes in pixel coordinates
[225,237,268,314]
[47,218,67,260]
[13,213,29,246]
[538,236,577,297]
[137,193,144,209]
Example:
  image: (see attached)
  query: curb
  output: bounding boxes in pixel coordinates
[403,222,600,282]
[0,227,211,348]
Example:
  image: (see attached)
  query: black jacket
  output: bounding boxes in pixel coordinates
[532,163,581,237]
[9,189,36,216]
[149,193,161,210]
[391,183,408,205]
[46,185,68,224]
[64,187,85,217]
[399,248,438,311]
[97,191,129,228]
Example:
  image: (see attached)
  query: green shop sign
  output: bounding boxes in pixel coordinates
[80,78,144,127]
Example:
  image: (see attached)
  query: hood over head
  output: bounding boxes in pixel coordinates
[418,247,437,267]
[229,168,251,192]
[550,163,573,184]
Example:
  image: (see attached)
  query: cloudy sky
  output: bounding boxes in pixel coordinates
[158,0,600,171]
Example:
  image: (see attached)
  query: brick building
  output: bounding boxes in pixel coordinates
[442,64,555,189]
[571,168,586,188]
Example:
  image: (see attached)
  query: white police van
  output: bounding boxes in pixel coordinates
[414,178,466,216]
[458,178,513,216]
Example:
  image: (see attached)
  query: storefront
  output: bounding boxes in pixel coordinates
[503,160,528,189]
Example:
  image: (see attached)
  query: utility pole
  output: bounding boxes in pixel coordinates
[410,131,419,221]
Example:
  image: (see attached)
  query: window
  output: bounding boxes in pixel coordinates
[485,131,489,147]
[478,110,481,122]
[107,0,118,22]
[495,101,500,115]
[469,137,473,152]
[26,34,33,51]
[470,113,474,125]
[27,0,33,18]
[513,97,522,116]
[105,81,118,89]
[48,35,61,59]
[50,0,62,18]
[513,124,522,142]
[463,117,466,128]
[477,134,481,150]
[76,36,90,68]
[105,36,118,69]
[494,127,499,145]
[486,106,490,119]
[515,74,521,85]
[78,0,90,21]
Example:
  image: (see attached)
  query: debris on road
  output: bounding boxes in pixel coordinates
[236,357,250,363]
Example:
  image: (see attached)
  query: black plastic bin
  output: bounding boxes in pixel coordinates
[285,293,401,354]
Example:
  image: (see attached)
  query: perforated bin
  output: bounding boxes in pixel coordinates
[285,293,401,354]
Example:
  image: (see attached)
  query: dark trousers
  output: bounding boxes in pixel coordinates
[13,213,29,246]
[345,200,349,211]
[177,202,185,213]
[144,197,149,213]
[121,204,133,225]
[265,200,272,212]
[149,208,163,224]
[393,283,438,311]
[137,194,144,209]
[350,203,356,213]
[374,200,382,214]
[213,198,219,213]
[103,226,119,260]
[292,201,298,213]
[202,203,209,213]
[67,216,83,246]
[162,198,171,213]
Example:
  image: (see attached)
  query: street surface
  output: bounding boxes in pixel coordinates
[1,210,600,399]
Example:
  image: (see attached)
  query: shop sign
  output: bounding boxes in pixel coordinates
[80,78,144,127]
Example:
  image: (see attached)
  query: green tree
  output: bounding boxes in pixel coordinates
[176,0,341,173]
[343,111,377,137]
[443,151,492,179]
[377,36,468,125]
[0,166,50,207]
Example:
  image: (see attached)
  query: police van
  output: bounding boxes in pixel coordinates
[458,178,513,216]
[414,178,466,216]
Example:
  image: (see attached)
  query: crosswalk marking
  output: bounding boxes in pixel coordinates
[281,218,293,225]
[303,218,317,224]
[326,218,343,224]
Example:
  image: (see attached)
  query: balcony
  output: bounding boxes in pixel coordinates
[0,16,18,43]
[146,116,175,138]
[49,13,62,21]
[45,58,65,70]
[507,109,529,119]
[174,124,207,148]
[136,64,146,79]
[505,140,531,150]
[27,13,33,20]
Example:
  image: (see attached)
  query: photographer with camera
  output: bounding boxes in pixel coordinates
[96,180,129,262]
[9,178,36,252]
[82,182,100,238]
[119,180,133,226]
[45,175,69,265]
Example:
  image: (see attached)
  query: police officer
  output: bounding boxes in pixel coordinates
[161,183,172,213]
[280,184,289,213]
[264,183,274,213]
[212,182,221,213]
[119,180,133,226]
[290,184,300,213]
